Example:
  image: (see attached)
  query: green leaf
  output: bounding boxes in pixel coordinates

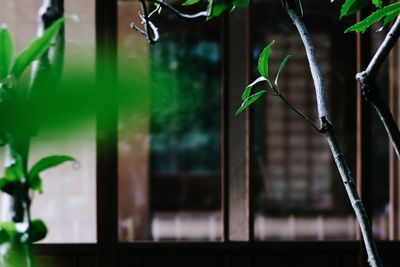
[0,228,10,245]
[0,222,17,237]
[372,0,382,9]
[345,2,400,33]
[233,0,249,8]
[0,177,17,195]
[29,219,47,242]
[207,0,229,19]
[383,11,399,27]
[183,0,201,6]
[29,155,75,178]
[11,17,67,78]
[340,0,369,18]
[5,161,24,182]
[30,175,43,193]
[258,40,275,79]
[0,221,17,245]
[236,90,267,115]
[242,76,267,100]
[274,55,291,85]
[0,24,13,79]
[28,155,75,192]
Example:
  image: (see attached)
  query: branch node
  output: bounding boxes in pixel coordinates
[318,116,332,134]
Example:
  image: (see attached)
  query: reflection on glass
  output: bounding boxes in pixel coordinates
[252,0,360,240]
[118,1,222,241]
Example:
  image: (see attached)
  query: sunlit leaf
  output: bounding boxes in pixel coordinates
[183,0,201,6]
[236,90,267,115]
[372,0,382,9]
[345,2,400,33]
[258,40,275,79]
[383,11,399,27]
[275,55,291,85]
[242,76,267,100]
[0,24,13,79]
[29,219,47,242]
[340,0,369,18]
[11,17,67,78]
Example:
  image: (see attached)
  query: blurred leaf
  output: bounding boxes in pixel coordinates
[372,0,382,9]
[29,155,75,178]
[242,76,267,100]
[28,155,75,192]
[0,228,10,245]
[233,0,249,8]
[29,176,43,193]
[0,24,13,79]
[275,55,291,85]
[258,40,275,79]
[0,177,17,195]
[345,2,400,33]
[0,222,17,243]
[29,219,47,242]
[183,0,201,6]
[236,90,267,115]
[11,17,66,78]
[340,0,369,18]
[5,161,24,182]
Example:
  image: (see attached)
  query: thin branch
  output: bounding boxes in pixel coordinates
[278,93,321,132]
[282,1,383,266]
[138,0,159,44]
[356,16,400,159]
[131,0,208,43]
[271,84,321,132]
[146,0,209,19]
[364,16,400,79]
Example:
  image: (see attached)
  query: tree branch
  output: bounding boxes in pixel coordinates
[356,16,400,159]
[282,1,383,266]
[363,16,400,79]
[131,0,208,44]
[146,0,209,19]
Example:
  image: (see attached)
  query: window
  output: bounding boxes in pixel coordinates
[0,0,400,266]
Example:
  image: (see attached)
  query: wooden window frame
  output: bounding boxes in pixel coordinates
[33,1,400,267]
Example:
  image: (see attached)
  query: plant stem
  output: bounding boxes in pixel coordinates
[356,16,400,159]
[282,1,383,266]
[278,92,320,132]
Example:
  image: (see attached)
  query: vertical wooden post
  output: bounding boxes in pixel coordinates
[96,0,118,266]
[223,5,252,241]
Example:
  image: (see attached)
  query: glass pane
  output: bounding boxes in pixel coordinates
[118,0,222,241]
[0,0,96,243]
[252,0,358,240]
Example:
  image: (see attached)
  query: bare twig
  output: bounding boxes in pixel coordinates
[282,0,383,266]
[131,0,208,44]
[146,0,209,19]
[356,16,400,159]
